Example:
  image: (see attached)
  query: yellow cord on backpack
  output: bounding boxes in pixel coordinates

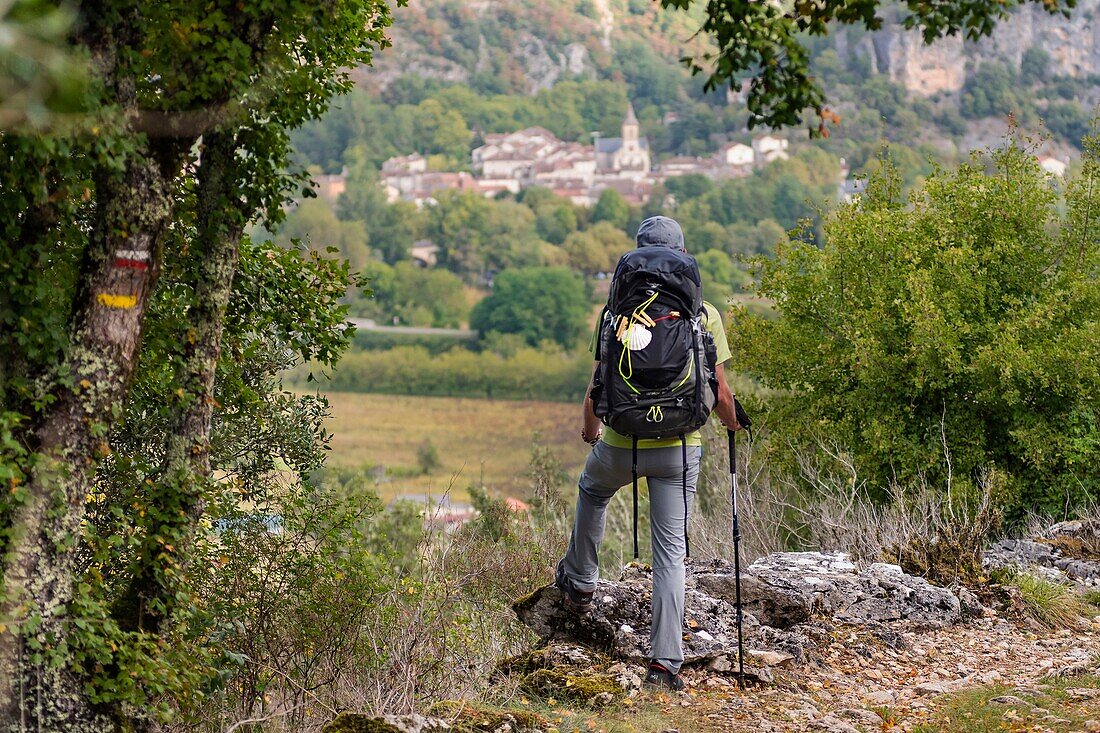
[618,290,661,395]
[619,340,639,393]
[633,291,658,326]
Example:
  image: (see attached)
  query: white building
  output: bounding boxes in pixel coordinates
[370,101,799,211]
[659,156,712,177]
[381,154,427,175]
[595,103,651,175]
[752,134,789,165]
[379,155,479,206]
[717,142,754,168]
[471,127,596,195]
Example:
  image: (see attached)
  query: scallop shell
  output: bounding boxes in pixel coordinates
[624,323,652,351]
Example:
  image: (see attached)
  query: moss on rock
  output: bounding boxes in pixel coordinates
[1044,535,1100,561]
[497,646,550,676]
[511,584,548,614]
[497,643,607,677]
[519,668,622,704]
[427,700,549,732]
[321,713,402,733]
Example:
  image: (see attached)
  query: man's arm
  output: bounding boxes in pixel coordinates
[713,363,741,431]
[581,361,603,444]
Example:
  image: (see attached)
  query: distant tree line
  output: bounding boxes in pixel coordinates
[272,142,847,343]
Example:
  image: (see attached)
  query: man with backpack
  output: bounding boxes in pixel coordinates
[555,215,742,691]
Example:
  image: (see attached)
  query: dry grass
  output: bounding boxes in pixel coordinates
[998,569,1094,630]
[912,675,1100,732]
[319,391,590,502]
[687,425,1000,586]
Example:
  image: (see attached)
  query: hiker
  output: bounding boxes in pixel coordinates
[555,215,742,691]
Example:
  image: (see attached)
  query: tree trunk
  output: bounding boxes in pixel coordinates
[113,130,246,637]
[0,152,178,730]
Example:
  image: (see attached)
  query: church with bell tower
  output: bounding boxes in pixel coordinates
[595,102,651,174]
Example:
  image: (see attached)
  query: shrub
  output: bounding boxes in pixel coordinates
[417,439,443,475]
[731,140,1100,520]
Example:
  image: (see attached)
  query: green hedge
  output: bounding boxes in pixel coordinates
[321,345,592,402]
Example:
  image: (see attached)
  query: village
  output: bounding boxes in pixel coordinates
[315,103,795,207]
[310,101,1073,211]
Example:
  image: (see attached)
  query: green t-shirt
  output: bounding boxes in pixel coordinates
[591,301,731,449]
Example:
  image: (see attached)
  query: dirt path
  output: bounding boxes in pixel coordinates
[644,612,1100,733]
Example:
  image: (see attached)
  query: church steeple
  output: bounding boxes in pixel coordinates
[622,102,638,143]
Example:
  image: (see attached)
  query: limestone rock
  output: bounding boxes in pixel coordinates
[1065,687,1100,701]
[607,662,642,693]
[1047,518,1100,542]
[985,539,1100,587]
[695,552,965,628]
[513,562,761,665]
[913,676,971,696]
[863,690,895,706]
[807,713,861,733]
[747,650,795,668]
[381,716,451,733]
[426,702,549,733]
[515,552,972,676]
[836,708,884,727]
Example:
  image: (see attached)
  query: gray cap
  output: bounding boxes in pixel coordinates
[635,215,685,251]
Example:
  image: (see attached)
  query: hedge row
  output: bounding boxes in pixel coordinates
[321,345,592,402]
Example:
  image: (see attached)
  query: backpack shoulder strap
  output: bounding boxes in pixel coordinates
[591,305,609,360]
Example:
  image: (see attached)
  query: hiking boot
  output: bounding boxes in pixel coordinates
[644,662,686,691]
[554,559,593,611]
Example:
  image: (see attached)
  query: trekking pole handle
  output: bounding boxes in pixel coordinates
[728,428,741,534]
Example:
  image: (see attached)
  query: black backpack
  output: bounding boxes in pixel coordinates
[589,243,720,561]
[591,246,718,439]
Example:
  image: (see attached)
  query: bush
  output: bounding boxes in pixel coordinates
[960,62,1023,118]
[353,261,470,329]
[418,439,442,475]
[350,329,475,352]
[731,140,1100,519]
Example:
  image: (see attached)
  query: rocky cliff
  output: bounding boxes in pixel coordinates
[367,0,1100,98]
[863,1,1100,95]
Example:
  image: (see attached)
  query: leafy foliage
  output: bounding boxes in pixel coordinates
[470,267,591,350]
[732,140,1100,518]
[661,0,1077,133]
[356,260,470,328]
[562,222,633,276]
[1,0,400,724]
[427,190,553,282]
[0,1,89,127]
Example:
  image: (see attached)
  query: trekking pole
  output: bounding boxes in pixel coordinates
[728,427,745,690]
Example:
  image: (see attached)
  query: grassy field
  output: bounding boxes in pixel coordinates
[321,391,590,502]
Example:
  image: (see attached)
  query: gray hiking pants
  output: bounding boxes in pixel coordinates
[560,441,701,673]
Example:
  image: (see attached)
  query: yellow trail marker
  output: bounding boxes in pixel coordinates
[96,293,137,309]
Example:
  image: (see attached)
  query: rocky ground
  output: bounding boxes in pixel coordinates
[326,521,1100,733]
[683,613,1100,732]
